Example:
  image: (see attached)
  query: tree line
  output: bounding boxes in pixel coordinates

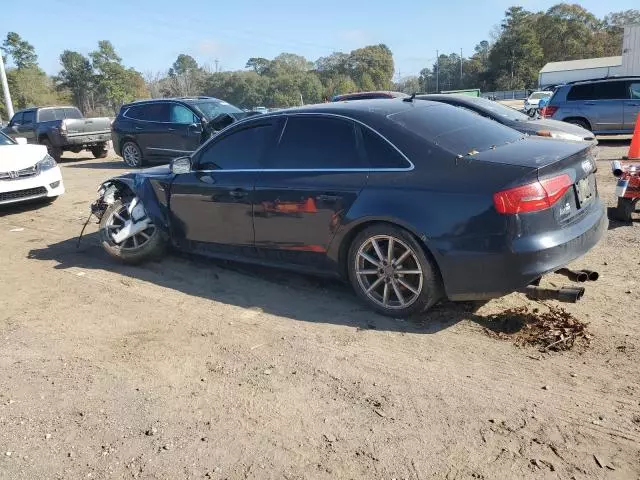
[1,4,639,120]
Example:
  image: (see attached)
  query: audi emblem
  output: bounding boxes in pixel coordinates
[8,171,18,179]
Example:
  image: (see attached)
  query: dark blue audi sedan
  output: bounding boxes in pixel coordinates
[92,98,607,317]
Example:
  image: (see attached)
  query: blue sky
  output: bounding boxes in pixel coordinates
[3,0,637,78]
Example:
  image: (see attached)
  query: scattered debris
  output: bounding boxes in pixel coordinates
[373,409,386,418]
[145,427,157,436]
[9,228,24,232]
[542,385,550,390]
[481,305,590,352]
[593,454,604,468]
[45,433,52,440]
[323,433,336,443]
[263,369,272,375]
[5,451,12,457]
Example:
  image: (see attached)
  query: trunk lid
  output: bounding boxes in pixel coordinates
[64,117,112,135]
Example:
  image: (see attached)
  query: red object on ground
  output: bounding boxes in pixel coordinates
[627,113,640,160]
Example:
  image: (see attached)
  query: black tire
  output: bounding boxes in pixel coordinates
[120,140,144,168]
[91,144,109,159]
[611,197,637,222]
[41,139,62,161]
[564,118,590,131]
[347,224,442,317]
[99,199,165,264]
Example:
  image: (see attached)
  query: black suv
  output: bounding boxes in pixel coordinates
[111,97,252,167]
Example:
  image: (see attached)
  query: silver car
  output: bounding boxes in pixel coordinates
[542,77,640,135]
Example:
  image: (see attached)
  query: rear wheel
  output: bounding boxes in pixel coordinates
[347,224,442,317]
[121,141,144,168]
[91,144,109,159]
[41,139,62,161]
[611,197,638,222]
[99,198,165,264]
[565,118,590,131]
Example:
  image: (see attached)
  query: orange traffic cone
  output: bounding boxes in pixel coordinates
[304,197,317,213]
[626,112,640,160]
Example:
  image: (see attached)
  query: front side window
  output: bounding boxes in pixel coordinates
[22,111,35,125]
[271,116,362,169]
[170,104,197,124]
[629,82,640,100]
[197,123,275,170]
[592,81,628,100]
[10,112,24,126]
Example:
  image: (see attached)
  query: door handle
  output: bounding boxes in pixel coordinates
[167,127,176,131]
[584,102,596,105]
[229,189,248,198]
[134,126,143,130]
[315,194,340,202]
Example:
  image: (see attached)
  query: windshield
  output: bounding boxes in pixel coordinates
[388,104,523,156]
[465,96,529,122]
[529,92,551,100]
[0,132,15,146]
[191,100,243,120]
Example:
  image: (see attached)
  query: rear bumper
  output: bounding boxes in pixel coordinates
[0,167,65,205]
[442,199,608,301]
[61,132,111,147]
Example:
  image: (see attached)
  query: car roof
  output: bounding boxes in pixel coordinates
[123,97,226,107]
[561,75,640,86]
[263,97,440,118]
[332,91,409,101]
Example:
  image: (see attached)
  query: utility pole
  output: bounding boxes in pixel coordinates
[214,59,220,73]
[0,54,14,119]
[436,50,439,93]
[460,48,463,88]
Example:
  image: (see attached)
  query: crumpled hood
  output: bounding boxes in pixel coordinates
[519,118,595,140]
[0,144,48,171]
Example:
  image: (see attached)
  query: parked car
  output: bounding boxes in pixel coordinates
[332,91,409,102]
[524,91,552,114]
[541,76,640,134]
[0,131,64,206]
[91,99,606,317]
[111,97,256,167]
[418,94,595,143]
[1,106,111,160]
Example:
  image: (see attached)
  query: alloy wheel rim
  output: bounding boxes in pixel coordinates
[105,204,156,250]
[355,235,423,310]
[123,144,140,167]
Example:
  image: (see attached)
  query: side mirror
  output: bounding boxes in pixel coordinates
[15,137,27,145]
[171,156,191,174]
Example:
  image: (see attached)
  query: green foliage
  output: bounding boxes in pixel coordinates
[166,54,204,96]
[7,67,66,109]
[57,50,94,112]
[2,32,38,69]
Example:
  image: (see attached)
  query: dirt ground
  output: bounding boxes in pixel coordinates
[1,140,639,480]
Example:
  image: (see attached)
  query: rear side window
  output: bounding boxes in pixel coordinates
[388,104,522,156]
[360,127,409,169]
[38,109,58,122]
[22,111,35,124]
[197,123,275,170]
[125,103,169,122]
[568,81,628,101]
[630,82,640,99]
[271,116,362,169]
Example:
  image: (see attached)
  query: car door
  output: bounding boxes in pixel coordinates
[7,110,36,142]
[570,81,626,132]
[252,114,369,261]
[168,119,279,252]
[623,81,640,132]
[4,112,23,139]
[166,103,203,156]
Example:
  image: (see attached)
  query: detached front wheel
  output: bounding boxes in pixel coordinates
[99,198,165,264]
[347,225,442,317]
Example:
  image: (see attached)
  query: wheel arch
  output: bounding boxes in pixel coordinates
[333,217,444,285]
[561,116,592,130]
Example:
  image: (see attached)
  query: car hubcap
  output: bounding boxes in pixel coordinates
[123,144,140,167]
[355,235,423,310]
[105,204,156,250]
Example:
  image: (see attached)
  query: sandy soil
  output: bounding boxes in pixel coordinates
[0,141,639,480]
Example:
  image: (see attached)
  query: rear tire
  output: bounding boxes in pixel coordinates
[611,197,637,222]
[564,118,590,131]
[121,141,144,168]
[91,144,109,159]
[41,139,62,161]
[347,224,442,317]
[99,198,165,264]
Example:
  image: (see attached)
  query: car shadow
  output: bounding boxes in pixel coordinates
[607,207,639,229]
[26,231,513,335]
[64,160,128,170]
[596,137,631,147]
[57,155,97,163]
[0,198,53,216]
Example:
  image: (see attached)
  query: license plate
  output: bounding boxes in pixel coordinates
[576,175,594,206]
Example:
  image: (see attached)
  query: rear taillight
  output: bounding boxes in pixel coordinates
[493,174,572,214]
[540,106,558,118]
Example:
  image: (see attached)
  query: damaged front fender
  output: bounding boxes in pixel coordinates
[91,168,173,235]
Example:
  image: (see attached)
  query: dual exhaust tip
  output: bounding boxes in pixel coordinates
[522,268,599,303]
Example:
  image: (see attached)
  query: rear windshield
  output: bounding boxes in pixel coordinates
[387,104,523,155]
[190,100,242,119]
[463,96,530,122]
[529,92,551,100]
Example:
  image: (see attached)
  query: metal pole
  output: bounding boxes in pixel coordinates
[460,48,463,87]
[0,54,14,119]
[436,50,439,93]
